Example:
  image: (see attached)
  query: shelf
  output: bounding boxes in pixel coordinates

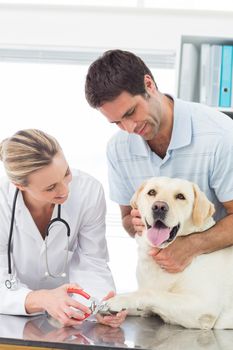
[180,35,233,47]
[176,35,233,109]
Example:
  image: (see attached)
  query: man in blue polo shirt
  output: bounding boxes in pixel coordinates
[85,49,233,273]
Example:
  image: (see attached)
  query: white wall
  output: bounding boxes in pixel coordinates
[0,5,233,52]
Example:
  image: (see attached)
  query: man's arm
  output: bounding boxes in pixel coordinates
[120,199,233,271]
[151,199,233,273]
[191,199,233,254]
[120,205,144,238]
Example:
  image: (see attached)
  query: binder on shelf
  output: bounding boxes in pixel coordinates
[179,43,199,102]
[219,45,233,108]
[208,45,222,107]
[199,44,210,105]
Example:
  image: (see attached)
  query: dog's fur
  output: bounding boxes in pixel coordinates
[107,177,233,329]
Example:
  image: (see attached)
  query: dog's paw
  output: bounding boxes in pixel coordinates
[198,314,217,330]
[106,295,131,313]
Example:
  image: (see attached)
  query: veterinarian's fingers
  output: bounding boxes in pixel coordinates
[57,311,84,327]
[102,290,115,301]
[95,313,114,326]
[95,310,127,327]
[105,311,128,327]
[63,307,88,321]
[99,317,124,328]
[67,298,91,314]
[116,310,128,321]
[114,310,128,319]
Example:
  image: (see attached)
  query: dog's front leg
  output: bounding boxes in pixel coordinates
[107,291,219,329]
[144,292,219,329]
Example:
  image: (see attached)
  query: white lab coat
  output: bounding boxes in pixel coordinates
[0,169,115,315]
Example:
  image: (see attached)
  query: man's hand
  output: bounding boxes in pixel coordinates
[149,235,196,273]
[131,209,145,235]
[130,208,196,272]
[120,205,145,237]
[125,206,196,272]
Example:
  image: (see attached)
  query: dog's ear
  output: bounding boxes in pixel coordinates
[130,181,146,209]
[192,184,215,227]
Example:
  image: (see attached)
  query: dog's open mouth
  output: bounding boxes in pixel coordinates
[145,219,180,247]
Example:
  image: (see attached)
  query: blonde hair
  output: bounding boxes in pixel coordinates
[0,129,61,186]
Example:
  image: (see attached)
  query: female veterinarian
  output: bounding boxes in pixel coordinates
[0,129,126,327]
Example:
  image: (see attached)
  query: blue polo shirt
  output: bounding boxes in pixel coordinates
[107,97,233,222]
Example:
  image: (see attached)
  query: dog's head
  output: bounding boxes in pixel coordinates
[131,177,215,248]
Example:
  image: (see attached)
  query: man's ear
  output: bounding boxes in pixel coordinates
[144,74,157,94]
[130,181,146,209]
[192,184,215,227]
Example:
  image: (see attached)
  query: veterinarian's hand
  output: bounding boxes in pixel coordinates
[26,283,92,327]
[95,291,128,328]
[91,323,125,346]
[23,319,83,342]
[131,209,145,235]
[149,236,195,273]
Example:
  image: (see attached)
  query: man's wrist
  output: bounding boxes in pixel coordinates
[188,232,206,256]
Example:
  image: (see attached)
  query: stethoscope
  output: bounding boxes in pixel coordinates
[5,188,71,290]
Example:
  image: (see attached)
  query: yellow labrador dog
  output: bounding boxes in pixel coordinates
[107,177,233,329]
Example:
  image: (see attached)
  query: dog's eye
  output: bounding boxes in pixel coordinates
[176,193,186,200]
[147,189,156,196]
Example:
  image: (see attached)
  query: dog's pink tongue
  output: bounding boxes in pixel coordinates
[147,225,171,247]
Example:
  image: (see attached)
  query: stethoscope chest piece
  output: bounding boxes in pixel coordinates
[5,275,18,290]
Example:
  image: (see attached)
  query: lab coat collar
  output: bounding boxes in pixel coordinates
[7,184,44,249]
[7,183,70,249]
[17,194,44,248]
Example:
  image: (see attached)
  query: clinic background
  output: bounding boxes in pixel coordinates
[1,0,233,293]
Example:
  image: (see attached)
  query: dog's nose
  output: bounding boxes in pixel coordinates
[152,201,169,219]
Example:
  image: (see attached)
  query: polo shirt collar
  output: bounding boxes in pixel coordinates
[168,97,192,151]
[129,96,192,156]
